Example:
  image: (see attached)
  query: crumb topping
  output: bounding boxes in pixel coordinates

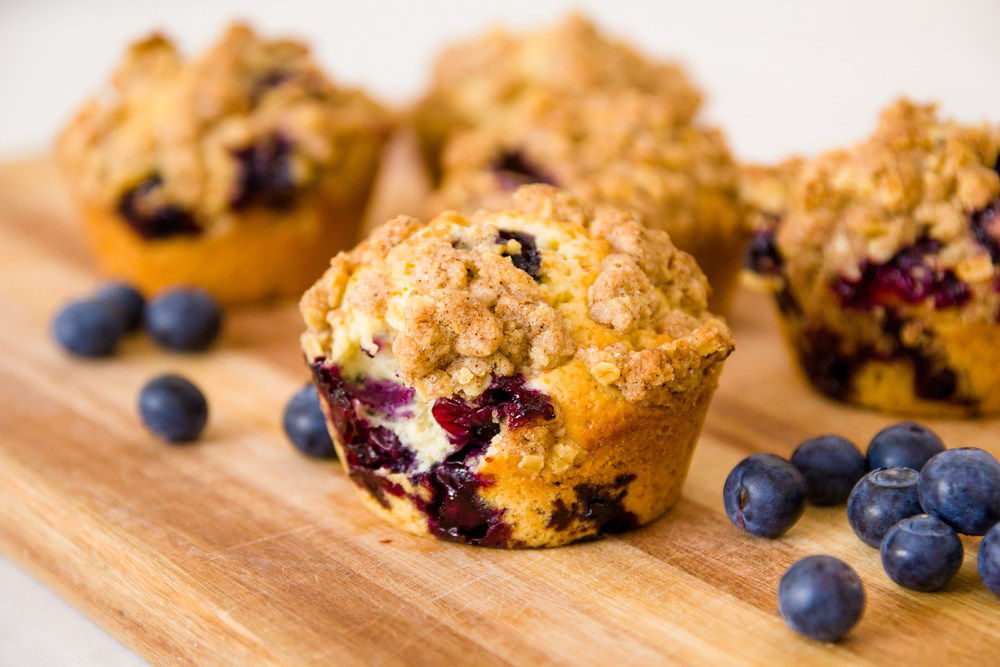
[414,14,702,168]
[56,23,393,233]
[430,89,743,250]
[302,185,733,405]
[747,99,1000,327]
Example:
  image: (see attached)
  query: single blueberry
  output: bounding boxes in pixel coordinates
[138,374,208,443]
[880,514,963,592]
[791,435,866,505]
[283,384,336,458]
[144,288,222,352]
[847,467,923,548]
[918,448,1000,535]
[778,555,865,643]
[723,453,807,538]
[980,523,1000,598]
[95,282,146,331]
[867,422,945,471]
[51,299,125,357]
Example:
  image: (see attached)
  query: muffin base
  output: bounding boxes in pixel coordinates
[776,307,1000,417]
[318,360,723,548]
[76,193,368,304]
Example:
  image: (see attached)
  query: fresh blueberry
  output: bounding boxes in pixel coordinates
[723,453,807,538]
[51,299,125,357]
[880,514,963,592]
[791,435,866,506]
[847,467,923,548]
[918,448,1000,535]
[138,374,208,443]
[866,421,945,471]
[980,522,1000,598]
[778,555,865,643]
[283,384,336,458]
[144,288,222,352]
[95,282,146,331]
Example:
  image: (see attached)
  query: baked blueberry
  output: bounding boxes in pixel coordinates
[95,282,146,331]
[866,421,945,471]
[497,229,542,280]
[144,288,222,351]
[723,453,807,538]
[847,467,922,548]
[880,514,963,592]
[778,555,865,643]
[791,435,866,505]
[283,384,336,458]
[979,522,1000,598]
[138,374,208,443]
[51,298,125,357]
[918,448,1000,535]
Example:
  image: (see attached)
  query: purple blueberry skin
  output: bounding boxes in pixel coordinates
[880,514,963,592]
[283,384,336,458]
[980,523,1000,598]
[138,374,208,443]
[778,555,865,643]
[95,282,146,332]
[51,298,125,357]
[723,453,807,538]
[791,435,866,506]
[847,467,923,548]
[144,288,222,352]
[867,421,946,472]
[918,448,1000,536]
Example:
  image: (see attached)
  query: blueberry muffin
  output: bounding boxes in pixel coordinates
[56,23,394,303]
[412,14,701,183]
[300,185,733,547]
[744,99,1000,416]
[429,89,745,312]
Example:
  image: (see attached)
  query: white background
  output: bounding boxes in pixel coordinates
[0,0,997,663]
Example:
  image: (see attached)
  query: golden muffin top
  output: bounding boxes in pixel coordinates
[301,185,733,406]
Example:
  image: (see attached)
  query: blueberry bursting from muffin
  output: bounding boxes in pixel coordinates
[300,186,733,547]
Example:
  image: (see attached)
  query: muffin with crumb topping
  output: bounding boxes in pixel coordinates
[412,14,702,184]
[300,185,733,547]
[56,23,393,303]
[744,99,1000,416]
[429,89,745,311]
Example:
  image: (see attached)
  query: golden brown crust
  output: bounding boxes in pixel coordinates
[55,23,393,302]
[411,14,701,180]
[302,186,733,547]
[746,99,1000,415]
[302,185,732,403]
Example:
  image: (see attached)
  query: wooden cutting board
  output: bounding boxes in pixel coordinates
[1,155,998,666]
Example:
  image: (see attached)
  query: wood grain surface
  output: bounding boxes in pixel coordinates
[1,155,999,665]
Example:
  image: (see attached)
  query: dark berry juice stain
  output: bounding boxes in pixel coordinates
[497,229,542,280]
[412,462,511,547]
[547,474,639,539]
[312,364,555,547]
[745,225,783,276]
[311,360,416,507]
[793,315,975,407]
[230,135,297,210]
[832,239,970,310]
[491,150,556,192]
[418,375,555,546]
[971,196,1000,264]
[117,175,201,239]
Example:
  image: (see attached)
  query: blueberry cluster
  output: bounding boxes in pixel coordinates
[52,283,222,356]
[723,420,1000,643]
[52,282,223,443]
